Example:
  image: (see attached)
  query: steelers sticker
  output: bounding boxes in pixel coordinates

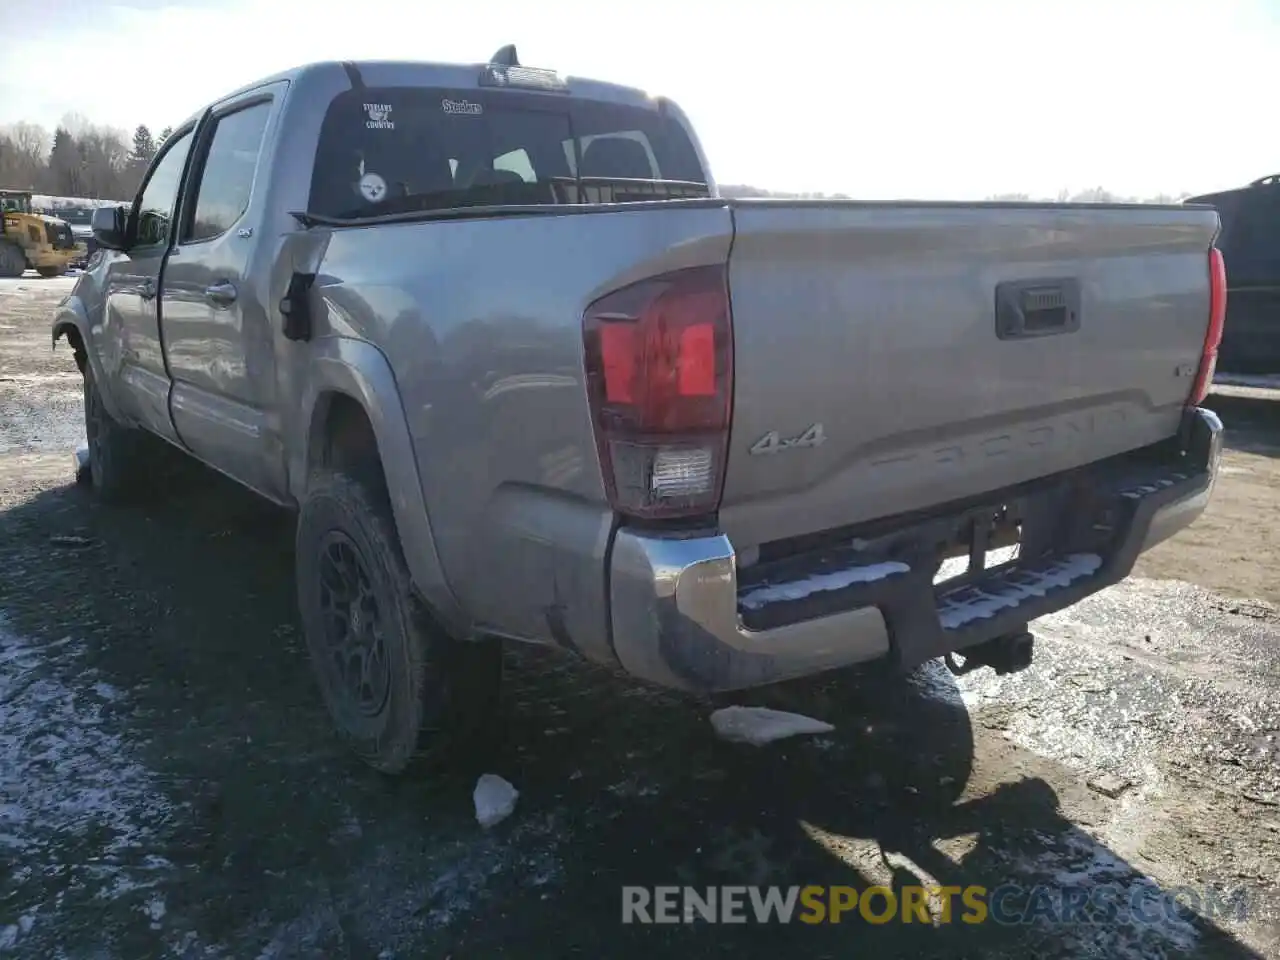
[358,172,388,204]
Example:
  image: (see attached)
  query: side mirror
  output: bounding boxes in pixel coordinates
[91,205,129,251]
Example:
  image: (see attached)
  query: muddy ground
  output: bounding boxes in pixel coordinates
[1,274,1279,959]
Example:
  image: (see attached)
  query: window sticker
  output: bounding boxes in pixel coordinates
[364,103,395,130]
[358,172,387,203]
[441,98,483,116]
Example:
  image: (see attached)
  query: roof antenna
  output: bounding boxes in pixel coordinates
[490,44,519,66]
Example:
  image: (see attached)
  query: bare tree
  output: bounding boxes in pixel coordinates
[1069,186,1126,203]
[79,127,130,198]
[0,132,25,187]
[58,112,93,139]
[0,122,50,188]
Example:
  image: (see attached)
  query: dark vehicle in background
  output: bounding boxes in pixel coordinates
[1185,175,1280,374]
[52,206,97,267]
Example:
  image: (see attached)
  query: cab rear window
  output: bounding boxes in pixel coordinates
[308,87,708,219]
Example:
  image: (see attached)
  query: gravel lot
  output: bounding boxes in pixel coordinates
[2,274,1279,958]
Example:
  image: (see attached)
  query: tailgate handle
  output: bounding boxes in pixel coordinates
[995,278,1081,340]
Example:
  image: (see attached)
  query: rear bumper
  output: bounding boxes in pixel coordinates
[609,406,1222,693]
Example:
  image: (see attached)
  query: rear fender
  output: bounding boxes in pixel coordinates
[298,338,464,632]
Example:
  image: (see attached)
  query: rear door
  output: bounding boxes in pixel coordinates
[159,86,286,499]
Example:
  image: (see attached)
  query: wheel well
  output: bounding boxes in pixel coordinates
[53,323,88,373]
[309,392,389,498]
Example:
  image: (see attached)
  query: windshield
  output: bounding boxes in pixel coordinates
[308,87,708,219]
[0,195,31,214]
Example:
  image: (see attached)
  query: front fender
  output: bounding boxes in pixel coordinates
[298,337,464,632]
[51,292,127,423]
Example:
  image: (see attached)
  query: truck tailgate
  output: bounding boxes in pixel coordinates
[721,201,1221,549]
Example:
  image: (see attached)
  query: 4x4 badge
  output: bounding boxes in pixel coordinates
[749,424,826,456]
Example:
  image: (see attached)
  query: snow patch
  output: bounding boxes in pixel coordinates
[255,813,564,952]
[710,705,835,745]
[936,553,1101,629]
[1007,830,1200,959]
[143,894,167,925]
[0,615,177,944]
[739,562,909,610]
[0,275,76,296]
[473,774,519,828]
[907,659,966,707]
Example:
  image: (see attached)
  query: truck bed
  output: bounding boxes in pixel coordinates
[307,197,1219,655]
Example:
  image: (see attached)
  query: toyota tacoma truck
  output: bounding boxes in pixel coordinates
[53,48,1226,774]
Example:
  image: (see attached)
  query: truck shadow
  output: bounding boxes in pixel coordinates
[0,466,1266,959]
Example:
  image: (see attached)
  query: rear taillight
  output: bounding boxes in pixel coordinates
[1190,246,1227,406]
[582,265,733,520]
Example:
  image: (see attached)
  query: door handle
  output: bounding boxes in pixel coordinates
[139,278,156,301]
[995,278,1081,340]
[205,280,238,307]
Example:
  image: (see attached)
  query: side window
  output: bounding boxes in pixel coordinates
[184,101,271,244]
[493,148,536,183]
[134,130,193,248]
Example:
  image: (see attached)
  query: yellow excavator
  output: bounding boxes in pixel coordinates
[0,188,85,278]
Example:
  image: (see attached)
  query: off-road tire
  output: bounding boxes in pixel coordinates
[83,363,155,503]
[296,469,503,775]
[36,265,65,278]
[0,241,25,278]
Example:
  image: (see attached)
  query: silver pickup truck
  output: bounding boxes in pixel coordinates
[53,48,1226,774]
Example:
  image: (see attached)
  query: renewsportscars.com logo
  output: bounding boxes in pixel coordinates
[621,883,1252,926]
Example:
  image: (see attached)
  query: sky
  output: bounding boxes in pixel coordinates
[2,0,1278,200]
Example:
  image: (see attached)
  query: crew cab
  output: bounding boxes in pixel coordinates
[53,48,1225,774]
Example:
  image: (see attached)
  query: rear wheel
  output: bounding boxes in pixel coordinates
[296,469,502,774]
[0,242,25,278]
[36,265,65,278]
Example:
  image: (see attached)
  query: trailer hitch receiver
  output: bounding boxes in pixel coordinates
[945,628,1035,677]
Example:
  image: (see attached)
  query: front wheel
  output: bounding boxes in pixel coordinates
[296,469,502,774]
[83,364,154,503]
[35,265,66,278]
